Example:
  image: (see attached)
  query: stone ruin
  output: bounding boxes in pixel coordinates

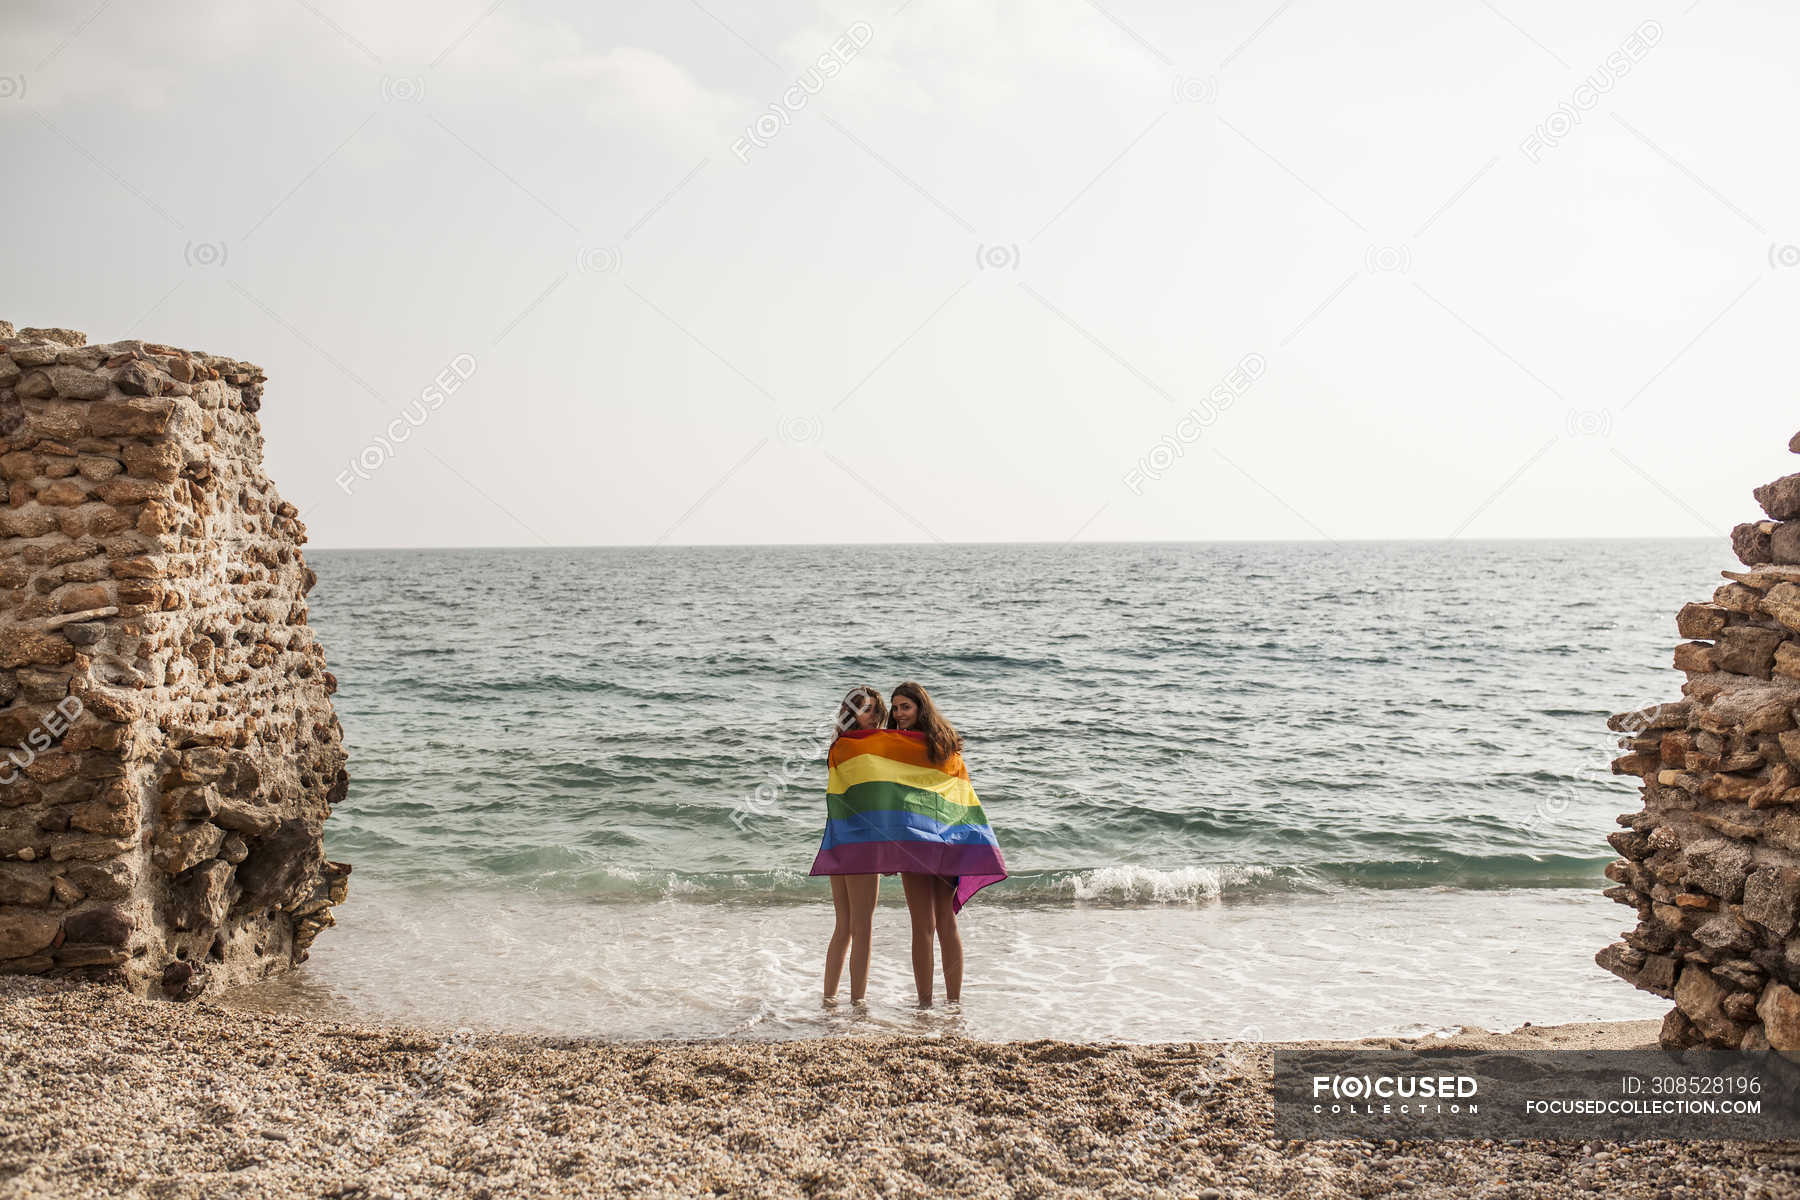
[0,321,348,999]
[1601,431,1800,1052]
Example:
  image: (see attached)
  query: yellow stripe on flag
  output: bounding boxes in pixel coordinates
[828,753,981,811]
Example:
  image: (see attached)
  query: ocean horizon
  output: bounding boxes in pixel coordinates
[303,536,1720,552]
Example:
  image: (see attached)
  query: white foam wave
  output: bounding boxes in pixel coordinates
[1054,864,1276,904]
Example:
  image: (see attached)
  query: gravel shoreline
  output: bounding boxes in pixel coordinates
[3,978,1797,1199]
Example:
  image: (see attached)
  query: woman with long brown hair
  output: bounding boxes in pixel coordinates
[886,680,1002,1007]
[819,685,886,1004]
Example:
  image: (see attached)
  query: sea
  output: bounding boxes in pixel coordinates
[225,540,1711,1043]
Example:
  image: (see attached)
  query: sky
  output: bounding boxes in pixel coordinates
[2,0,1796,548]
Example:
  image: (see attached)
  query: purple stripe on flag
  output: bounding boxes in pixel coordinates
[810,841,1007,912]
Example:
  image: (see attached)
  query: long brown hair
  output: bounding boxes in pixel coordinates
[887,681,963,765]
[836,685,888,734]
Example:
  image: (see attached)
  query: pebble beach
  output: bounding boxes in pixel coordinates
[3,977,1797,1200]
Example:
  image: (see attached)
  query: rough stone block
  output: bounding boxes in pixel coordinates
[1742,866,1800,936]
[1608,436,1800,1049]
[0,906,61,959]
[1757,982,1800,1053]
[1755,472,1800,522]
[0,321,348,996]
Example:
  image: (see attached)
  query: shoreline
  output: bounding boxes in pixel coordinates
[5,979,1794,1199]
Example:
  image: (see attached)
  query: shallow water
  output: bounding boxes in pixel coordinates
[228,878,1666,1042]
[235,540,1711,1039]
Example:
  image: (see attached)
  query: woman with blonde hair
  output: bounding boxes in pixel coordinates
[817,685,886,1004]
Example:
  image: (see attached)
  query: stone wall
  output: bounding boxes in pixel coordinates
[0,320,347,999]
[1600,432,1800,1052]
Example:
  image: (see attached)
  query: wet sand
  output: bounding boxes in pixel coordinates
[2,978,1795,1199]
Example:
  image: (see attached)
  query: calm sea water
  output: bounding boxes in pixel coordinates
[229,541,1710,1041]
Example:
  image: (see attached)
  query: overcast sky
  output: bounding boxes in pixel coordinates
[3,0,1796,547]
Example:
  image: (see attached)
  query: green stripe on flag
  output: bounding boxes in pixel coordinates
[827,779,990,828]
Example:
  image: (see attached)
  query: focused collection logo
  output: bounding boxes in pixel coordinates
[1311,1073,1480,1114]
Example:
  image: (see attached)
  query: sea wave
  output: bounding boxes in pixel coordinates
[359,852,1616,907]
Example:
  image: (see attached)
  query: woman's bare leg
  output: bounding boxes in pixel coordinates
[824,874,851,1001]
[901,873,939,1006]
[845,873,879,1002]
[933,878,963,1003]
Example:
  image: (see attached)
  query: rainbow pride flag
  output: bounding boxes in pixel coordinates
[809,728,1007,911]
